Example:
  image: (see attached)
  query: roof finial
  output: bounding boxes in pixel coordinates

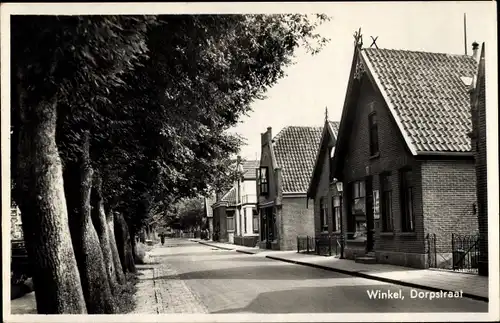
[324,106,329,123]
[370,36,379,49]
[353,27,363,48]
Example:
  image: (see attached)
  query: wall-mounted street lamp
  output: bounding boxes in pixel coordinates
[334,179,345,259]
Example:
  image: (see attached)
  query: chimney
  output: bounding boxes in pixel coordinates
[472,42,480,62]
[261,127,272,146]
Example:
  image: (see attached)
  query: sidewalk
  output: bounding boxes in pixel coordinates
[133,245,209,314]
[192,239,489,302]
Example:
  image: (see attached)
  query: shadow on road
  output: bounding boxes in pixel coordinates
[152,251,232,258]
[147,264,348,281]
[211,256,273,262]
[209,285,488,313]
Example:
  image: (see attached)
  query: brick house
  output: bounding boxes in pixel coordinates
[233,157,261,247]
[257,126,322,250]
[210,157,259,244]
[330,38,479,269]
[211,186,237,243]
[469,42,488,276]
[307,118,341,238]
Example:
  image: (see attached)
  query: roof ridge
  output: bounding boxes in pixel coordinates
[272,125,322,143]
[363,47,476,59]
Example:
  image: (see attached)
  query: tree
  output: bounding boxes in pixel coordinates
[11,14,329,314]
[96,14,330,231]
[11,15,155,314]
[176,198,205,231]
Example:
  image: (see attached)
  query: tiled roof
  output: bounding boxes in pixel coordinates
[241,159,259,180]
[273,126,323,193]
[308,120,341,197]
[221,186,237,205]
[362,48,477,153]
[328,121,340,137]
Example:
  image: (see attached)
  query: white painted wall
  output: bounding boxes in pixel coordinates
[242,179,257,198]
[242,205,258,236]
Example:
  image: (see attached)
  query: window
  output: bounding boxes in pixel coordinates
[380,173,394,232]
[259,167,269,196]
[253,208,259,233]
[243,211,247,234]
[351,180,366,215]
[332,196,341,232]
[368,112,379,156]
[227,211,235,231]
[400,169,415,232]
[320,197,328,232]
[348,180,366,239]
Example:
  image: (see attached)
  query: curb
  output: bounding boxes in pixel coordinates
[265,255,488,303]
[195,240,235,251]
[235,249,257,255]
[195,240,258,255]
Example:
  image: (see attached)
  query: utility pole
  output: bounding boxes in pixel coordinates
[464,13,468,56]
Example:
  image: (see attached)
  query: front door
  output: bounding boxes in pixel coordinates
[365,176,375,252]
[265,207,274,249]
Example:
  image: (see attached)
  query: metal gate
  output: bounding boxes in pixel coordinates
[426,233,479,274]
[452,234,480,273]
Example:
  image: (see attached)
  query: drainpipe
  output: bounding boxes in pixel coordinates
[237,156,243,238]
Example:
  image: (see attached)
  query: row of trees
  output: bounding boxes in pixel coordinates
[10,14,329,314]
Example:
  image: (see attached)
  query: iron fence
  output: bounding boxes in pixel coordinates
[426,232,480,274]
[426,233,438,269]
[297,234,341,257]
[297,236,316,254]
[452,233,480,273]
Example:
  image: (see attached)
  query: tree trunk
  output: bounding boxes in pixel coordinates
[114,212,136,273]
[64,131,116,314]
[90,173,119,292]
[14,97,87,314]
[130,225,138,262]
[106,210,126,284]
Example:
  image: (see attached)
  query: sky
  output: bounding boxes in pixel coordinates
[229,2,496,160]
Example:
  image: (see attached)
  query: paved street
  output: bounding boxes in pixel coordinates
[135,239,488,313]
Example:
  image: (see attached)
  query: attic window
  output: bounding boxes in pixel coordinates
[460,76,473,87]
[259,167,269,196]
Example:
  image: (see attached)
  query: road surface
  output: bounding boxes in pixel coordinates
[139,239,488,313]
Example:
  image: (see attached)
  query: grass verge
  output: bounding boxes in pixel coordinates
[114,272,139,313]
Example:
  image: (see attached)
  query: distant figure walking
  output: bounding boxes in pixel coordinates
[160,233,165,245]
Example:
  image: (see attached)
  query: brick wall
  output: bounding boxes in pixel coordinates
[258,127,278,206]
[314,149,333,237]
[212,205,228,242]
[421,160,478,253]
[471,52,488,275]
[281,196,315,250]
[339,76,425,255]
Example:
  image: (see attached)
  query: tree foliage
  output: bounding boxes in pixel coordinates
[10,13,329,313]
[88,14,330,232]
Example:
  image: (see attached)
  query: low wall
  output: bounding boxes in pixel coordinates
[259,240,280,250]
[234,236,259,247]
[375,251,427,269]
